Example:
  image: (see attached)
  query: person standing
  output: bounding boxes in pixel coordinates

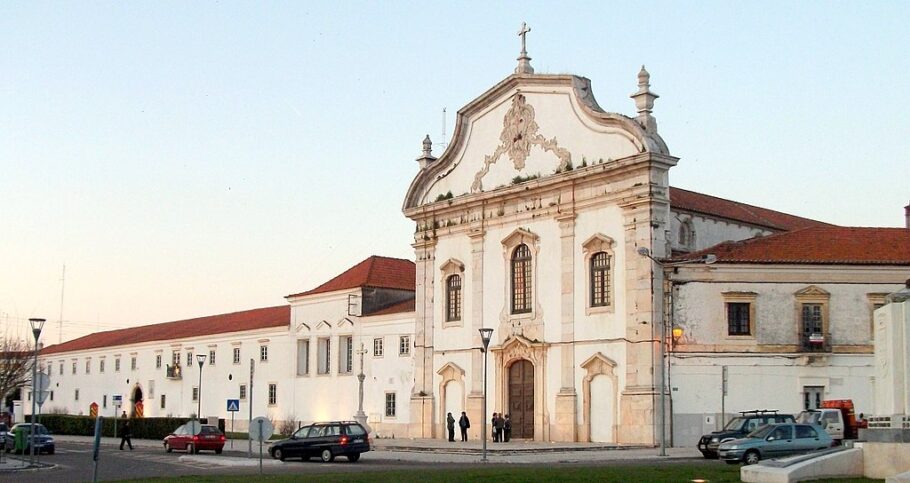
[458,411,470,442]
[446,412,456,442]
[119,418,133,451]
[503,414,512,442]
[492,413,501,442]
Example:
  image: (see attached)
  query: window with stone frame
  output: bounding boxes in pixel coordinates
[192,387,199,402]
[722,292,757,338]
[233,347,241,364]
[99,359,105,373]
[317,338,331,374]
[297,339,310,376]
[399,335,410,356]
[678,219,695,250]
[239,384,247,400]
[260,345,269,362]
[72,361,76,375]
[85,359,91,374]
[160,394,166,409]
[131,356,137,370]
[590,252,611,307]
[373,337,383,357]
[186,352,193,367]
[796,286,830,352]
[339,335,353,374]
[385,392,396,418]
[59,362,63,376]
[155,354,162,369]
[446,274,462,321]
[268,383,277,406]
[209,349,216,366]
[511,244,533,314]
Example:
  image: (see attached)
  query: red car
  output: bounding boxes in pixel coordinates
[163,424,225,454]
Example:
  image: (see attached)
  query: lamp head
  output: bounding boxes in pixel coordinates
[479,328,494,350]
[671,326,684,347]
[636,247,650,257]
[196,353,206,367]
[29,318,46,339]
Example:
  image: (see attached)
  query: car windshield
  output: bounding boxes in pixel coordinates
[293,426,311,438]
[723,417,747,431]
[797,411,821,424]
[200,426,220,435]
[747,425,775,438]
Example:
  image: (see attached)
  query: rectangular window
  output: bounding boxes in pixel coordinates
[59,362,63,376]
[172,351,179,366]
[72,361,76,375]
[373,337,384,357]
[446,274,462,321]
[233,347,241,364]
[209,349,216,365]
[399,335,410,356]
[115,358,121,372]
[50,391,54,401]
[131,356,137,371]
[103,394,108,409]
[385,392,396,418]
[590,252,611,307]
[100,359,105,373]
[155,354,162,369]
[511,244,533,314]
[186,352,193,367]
[268,383,277,405]
[727,302,751,336]
[239,384,247,400]
[803,386,824,410]
[339,336,353,373]
[297,339,310,376]
[317,338,331,374]
[802,303,824,351]
[192,387,199,402]
[75,389,80,401]
[86,360,91,374]
[260,345,268,362]
[160,394,166,409]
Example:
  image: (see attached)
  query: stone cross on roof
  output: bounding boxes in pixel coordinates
[515,22,534,75]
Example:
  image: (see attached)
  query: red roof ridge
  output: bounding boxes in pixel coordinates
[287,255,415,298]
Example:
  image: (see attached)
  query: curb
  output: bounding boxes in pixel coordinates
[179,455,284,467]
[375,444,649,455]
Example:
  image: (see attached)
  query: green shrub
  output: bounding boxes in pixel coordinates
[27,414,225,440]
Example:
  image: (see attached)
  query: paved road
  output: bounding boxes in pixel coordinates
[5,440,709,482]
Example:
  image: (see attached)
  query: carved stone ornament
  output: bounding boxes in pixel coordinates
[471,94,572,192]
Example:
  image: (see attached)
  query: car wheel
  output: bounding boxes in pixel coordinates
[320,448,334,462]
[701,451,714,459]
[274,448,285,461]
[215,448,222,455]
[744,450,761,465]
[725,460,740,465]
[165,442,172,453]
[348,453,360,462]
[186,444,194,454]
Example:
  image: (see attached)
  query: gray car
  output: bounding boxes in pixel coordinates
[717,423,833,465]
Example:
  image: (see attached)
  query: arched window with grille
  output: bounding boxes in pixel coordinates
[590,252,611,307]
[511,244,532,314]
[446,274,462,321]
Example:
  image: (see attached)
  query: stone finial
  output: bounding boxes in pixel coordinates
[630,65,659,132]
[415,134,437,169]
[514,22,535,75]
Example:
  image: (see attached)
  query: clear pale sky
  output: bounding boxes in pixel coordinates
[2,1,907,345]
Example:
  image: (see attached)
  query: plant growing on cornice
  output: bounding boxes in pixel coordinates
[434,191,454,202]
[511,173,540,185]
[580,157,588,168]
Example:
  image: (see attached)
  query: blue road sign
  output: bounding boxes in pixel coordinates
[227,399,240,412]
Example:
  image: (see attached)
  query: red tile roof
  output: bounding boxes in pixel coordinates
[672,227,910,265]
[366,299,416,317]
[40,306,289,356]
[287,256,415,298]
[669,187,831,231]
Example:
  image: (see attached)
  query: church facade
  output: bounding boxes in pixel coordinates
[32,32,910,447]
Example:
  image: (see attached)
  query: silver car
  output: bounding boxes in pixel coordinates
[718,423,833,465]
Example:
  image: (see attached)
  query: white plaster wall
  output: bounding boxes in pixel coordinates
[669,210,772,253]
[675,282,902,347]
[432,234,475,355]
[38,326,291,423]
[422,85,641,202]
[573,206,628,342]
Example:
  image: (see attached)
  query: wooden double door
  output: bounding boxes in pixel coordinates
[508,359,534,439]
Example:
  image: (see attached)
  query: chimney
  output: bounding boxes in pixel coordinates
[905,201,909,229]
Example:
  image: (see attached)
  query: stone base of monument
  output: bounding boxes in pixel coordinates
[859,427,910,443]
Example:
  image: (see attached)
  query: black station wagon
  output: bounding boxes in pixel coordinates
[269,421,370,462]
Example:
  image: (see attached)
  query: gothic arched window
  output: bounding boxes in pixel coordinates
[590,252,611,307]
[446,274,462,322]
[511,244,532,314]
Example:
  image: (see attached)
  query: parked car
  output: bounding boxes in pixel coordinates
[163,424,225,454]
[718,423,833,465]
[797,399,861,443]
[698,410,795,459]
[4,423,55,455]
[269,421,370,462]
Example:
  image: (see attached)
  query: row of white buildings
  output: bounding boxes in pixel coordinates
[28,39,910,445]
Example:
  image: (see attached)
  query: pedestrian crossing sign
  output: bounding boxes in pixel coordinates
[227,399,240,412]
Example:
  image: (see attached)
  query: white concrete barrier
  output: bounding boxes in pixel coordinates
[740,448,863,483]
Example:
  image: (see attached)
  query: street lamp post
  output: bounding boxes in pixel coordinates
[28,318,46,467]
[196,354,207,426]
[478,328,494,463]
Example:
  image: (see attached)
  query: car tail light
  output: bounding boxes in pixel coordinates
[193,435,199,442]
[220,435,225,442]
[340,436,348,445]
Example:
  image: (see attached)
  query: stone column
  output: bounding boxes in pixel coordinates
[410,238,436,438]
[466,227,485,437]
[554,212,578,441]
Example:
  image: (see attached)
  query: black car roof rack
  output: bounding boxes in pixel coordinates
[739,409,780,416]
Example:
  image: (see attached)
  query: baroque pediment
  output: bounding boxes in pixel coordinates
[402,73,669,211]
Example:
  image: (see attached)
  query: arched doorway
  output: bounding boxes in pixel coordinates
[508,359,534,439]
[130,384,144,417]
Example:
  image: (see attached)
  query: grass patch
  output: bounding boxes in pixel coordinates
[125,464,883,483]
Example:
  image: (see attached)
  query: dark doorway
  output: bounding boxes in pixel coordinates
[508,359,534,439]
[131,385,144,417]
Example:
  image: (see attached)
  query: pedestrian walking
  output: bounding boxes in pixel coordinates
[458,411,470,441]
[503,414,512,442]
[119,418,133,451]
[446,412,456,442]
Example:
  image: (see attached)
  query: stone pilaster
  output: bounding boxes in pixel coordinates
[410,238,437,438]
[555,212,577,441]
[469,228,485,396]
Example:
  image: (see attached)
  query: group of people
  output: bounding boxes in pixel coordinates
[445,411,512,443]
